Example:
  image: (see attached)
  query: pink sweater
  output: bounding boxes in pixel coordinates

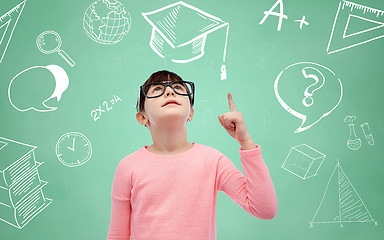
[107,143,277,240]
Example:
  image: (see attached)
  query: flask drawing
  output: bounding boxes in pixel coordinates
[347,123,361,150]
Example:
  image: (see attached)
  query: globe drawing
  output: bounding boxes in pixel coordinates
[83,0,131,45]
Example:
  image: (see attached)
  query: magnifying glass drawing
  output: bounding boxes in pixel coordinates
[36,30,75,67]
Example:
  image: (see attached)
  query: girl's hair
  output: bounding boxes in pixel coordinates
[136,70,194,112]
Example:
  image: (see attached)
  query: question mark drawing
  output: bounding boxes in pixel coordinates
[301,67,325,107]
[274,62,342,133]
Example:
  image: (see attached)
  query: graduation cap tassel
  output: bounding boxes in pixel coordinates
[221,24,230,80]
[221,65,227,80]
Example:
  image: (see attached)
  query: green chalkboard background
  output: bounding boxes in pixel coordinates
[1,0,383,239]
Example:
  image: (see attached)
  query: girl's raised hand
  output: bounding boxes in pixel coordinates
[218,93,256,150]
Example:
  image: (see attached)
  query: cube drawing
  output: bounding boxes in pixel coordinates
[282,144,326,179]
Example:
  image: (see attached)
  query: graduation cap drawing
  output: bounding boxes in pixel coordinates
[142,1,230,80]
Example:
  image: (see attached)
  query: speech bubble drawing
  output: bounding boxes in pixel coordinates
[274,62,343,133]
[8,65,69,112]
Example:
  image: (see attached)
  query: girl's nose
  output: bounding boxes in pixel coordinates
[165,86,175,96]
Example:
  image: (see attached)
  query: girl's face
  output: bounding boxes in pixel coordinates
[140,82,194,127]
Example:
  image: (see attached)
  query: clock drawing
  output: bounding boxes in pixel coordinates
[56,132,92,167]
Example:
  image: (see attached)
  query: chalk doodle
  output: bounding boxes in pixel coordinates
[344,116,374,150]
[83,0,132,45]
[8,65,69,112]
[36,30,75,67]
[327,0,384,54]
[282,144,326,180]
[274,62,343,133]
[142,1,230,80]
[310,160,378,228]
[56,132,92,167]
[361,122,374,146]
[294,16,309,30]
[344,115,360,151]
[0,137,52,229]
[0,0,27,63]
[347,123,362,150]
[90,94,122,122]
[259,0,309,30]
[259,0,288,31]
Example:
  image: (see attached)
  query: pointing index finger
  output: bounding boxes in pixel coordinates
[228,92,237,112]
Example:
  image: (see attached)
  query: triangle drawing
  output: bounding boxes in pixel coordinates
[0,0,27,63]
[310,161,378,228]
[343,15,384,38]
[0,20,11,52]
[326,0,384,54]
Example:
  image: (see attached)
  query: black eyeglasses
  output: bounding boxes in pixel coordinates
[140,81,195,105]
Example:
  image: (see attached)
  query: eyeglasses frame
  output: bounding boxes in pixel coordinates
[140,81,195,105]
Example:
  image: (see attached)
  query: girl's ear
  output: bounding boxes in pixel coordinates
[187,108,194,122]
[136,112,149,127]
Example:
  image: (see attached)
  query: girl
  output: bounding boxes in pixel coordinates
[107,70,278,240]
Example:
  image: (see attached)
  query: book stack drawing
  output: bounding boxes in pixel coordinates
[0,137,52,229]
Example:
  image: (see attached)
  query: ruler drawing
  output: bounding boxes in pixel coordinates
[0,0,27,63]
[326,0,384,54]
